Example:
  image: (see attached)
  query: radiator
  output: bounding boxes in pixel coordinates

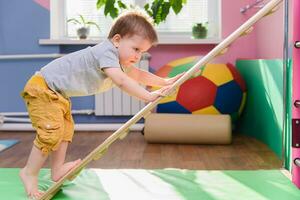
[95,54,150,116]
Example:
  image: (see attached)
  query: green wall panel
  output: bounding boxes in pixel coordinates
[236,59,283,158]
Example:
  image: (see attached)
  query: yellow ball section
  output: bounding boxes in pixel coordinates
[201,63,234,86]
[192,105,220,115]
[168,56,199,67]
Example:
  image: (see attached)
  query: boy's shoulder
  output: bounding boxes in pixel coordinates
[92,39,116,52]
[91,39,119,59]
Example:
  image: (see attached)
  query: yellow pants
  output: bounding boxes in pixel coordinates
[21,75,74,155]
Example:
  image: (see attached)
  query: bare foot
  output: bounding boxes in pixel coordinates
[19,168,44,199]
[51,159,81,182]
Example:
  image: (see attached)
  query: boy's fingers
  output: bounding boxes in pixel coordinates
[160,88,169,94]
[161,87,174,96]
[155,85,173,97]
[159,90,167,96]
[153,90,165,97]
[159,90,168,97]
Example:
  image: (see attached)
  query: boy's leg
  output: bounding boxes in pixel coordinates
[51,100,81,182]
[19,145,48,199]
[50,141,81,182]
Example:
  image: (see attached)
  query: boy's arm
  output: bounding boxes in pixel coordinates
[103,67,162,102]
[126,66,166,87]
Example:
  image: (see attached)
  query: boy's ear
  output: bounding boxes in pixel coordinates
[111,34,121,48]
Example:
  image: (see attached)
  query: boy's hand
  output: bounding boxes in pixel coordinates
[147,85,173,102]
[164,72,185,86]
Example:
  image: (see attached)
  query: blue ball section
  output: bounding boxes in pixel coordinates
[214,81,243,114]
[157,101,191,114]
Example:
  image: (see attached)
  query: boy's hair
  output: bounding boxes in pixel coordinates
[108,9,158,45]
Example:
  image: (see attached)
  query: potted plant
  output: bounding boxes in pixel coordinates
[67,14,100,39]
[192,22,208,39]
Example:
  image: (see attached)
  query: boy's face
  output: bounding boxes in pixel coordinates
[112,34,152,67]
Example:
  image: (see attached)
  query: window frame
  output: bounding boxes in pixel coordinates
[47,0,222,45]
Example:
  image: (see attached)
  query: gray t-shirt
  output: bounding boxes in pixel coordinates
[41,39,122,98]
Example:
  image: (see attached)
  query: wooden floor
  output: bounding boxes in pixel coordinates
[0,131,282,170]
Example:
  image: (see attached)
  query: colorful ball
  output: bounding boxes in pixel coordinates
[153,56,247,122]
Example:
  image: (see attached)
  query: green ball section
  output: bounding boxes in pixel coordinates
[168,61,200,77]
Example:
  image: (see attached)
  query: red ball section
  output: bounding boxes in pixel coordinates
[226,63,246,92]
[177,76,217,112]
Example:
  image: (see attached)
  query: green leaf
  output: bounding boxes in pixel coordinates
[149,0,172,24]
[104,0,119,18]
[151,0,162,24]
[117,0,127,9]
[79,14,86,24]
[86,21,100,30]
[67,18,81,25]
[151,0,160,17]
[170,0,183,14]
[144,3,153,17]
[96,0,106,9]
[144,3,149,11]
[110,7,119,18]
[160,2,170,21]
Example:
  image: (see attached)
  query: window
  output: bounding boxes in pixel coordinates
[50,0,221,44]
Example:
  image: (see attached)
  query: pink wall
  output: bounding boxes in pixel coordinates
[33,0,50,10]
[149,0,284,71]
[218,0,258,62]
[255,2,284,59]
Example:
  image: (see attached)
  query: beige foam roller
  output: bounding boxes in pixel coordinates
[144,114,232,144]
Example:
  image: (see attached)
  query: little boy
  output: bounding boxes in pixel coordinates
[19,10,183,199]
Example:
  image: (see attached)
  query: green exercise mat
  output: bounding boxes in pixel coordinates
[1,168,299,200]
